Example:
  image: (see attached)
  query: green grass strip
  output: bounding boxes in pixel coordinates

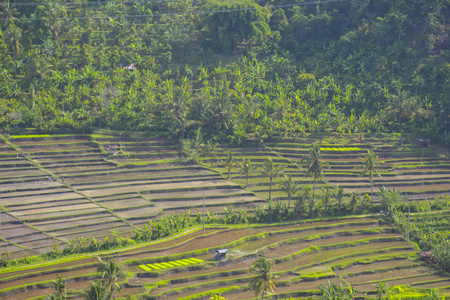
[189,258,204,263]
[169,261,184,266]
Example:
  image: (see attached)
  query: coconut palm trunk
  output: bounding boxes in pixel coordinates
[360,150,382,213]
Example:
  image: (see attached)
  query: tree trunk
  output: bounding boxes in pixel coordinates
[261,290,265,300]
[288,194,291,210]
[313,179,316,198]
[371,180,374,213]
[269,177,272,200]
[246,174,248,187]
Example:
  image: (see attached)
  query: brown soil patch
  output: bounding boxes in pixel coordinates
[97,198,151,210]
[354,274,444,291]
[29,215,120,231]
[255,218,378,232]
[15,207,106,221]
[274,241,409,273]
[335,259,417,275]
[267,233,399,259]
[12,203,102,216]
[68,169,213,184]
[3,193,85,206]
[143,188,249,200]
[82,179,238,198]
[346,266,431,284]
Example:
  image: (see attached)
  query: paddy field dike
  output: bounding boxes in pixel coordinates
[0,133,449,299]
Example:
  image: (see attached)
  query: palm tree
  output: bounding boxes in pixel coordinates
[279,174,299,209]
[52,275,66,300]
[409,96,433,133]
[0,2,19,26]
[239,159,254,187]
[376,281,390,300]
[261,157,284,201]
[203,140,218,167]
[222,151,236,179]
[84,280,113,300]
[321,186,332,216]
[318,280,352,300]
[5,24,23,76]
[333,186,344,215]
[248,257,277,300]
[97,258,125,297]
[301,144,330,198]
[385,89,413,129]
[360,149,382,213]
[172,111,195,143]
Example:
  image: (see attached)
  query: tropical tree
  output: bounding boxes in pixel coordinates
[172,111,195,143]
[321,186,332,216]
[5,24,23,75]
[385,89,413,129]
[409,96,433,133]
[222,151,236,179]
[239,158,254,187]
[47,275,66,300]
[279,174,299,209]
[333,186,344,215]
[260,157,284,200]
[349,192,361,214]
[97,258,125,298]
[360,149,382,212]
[209,295,228,300]
[248,257,277,300]
[318,280,352,299]
[203,139,219,167]
[200,0,270,54]
[0,2,19,26]
[375,281,390,300]
[301,144,330,198]
[84,280,113,300]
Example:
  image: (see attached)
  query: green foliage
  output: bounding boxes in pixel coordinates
[301,144,330,198]
[317,280,353,299]
[239,158,254,187]
[279,174,299,208]
[248,257,277,299]
[379,187,404,210]
[222,151,237,179]
[83,279,113,300]
[97,258,126,297]
[47,275,66,300]
[0,0,448,145]
[199,0,270,54]
[360,149,382,212]
[260,156,284,201]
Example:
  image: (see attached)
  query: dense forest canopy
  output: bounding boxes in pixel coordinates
[1,0,450,145]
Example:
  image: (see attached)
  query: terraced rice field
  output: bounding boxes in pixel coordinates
[1,134,449,260]
[0,134,263,259]
[208,137,450,204]
[1,216,448,299]
[1,133,450,298]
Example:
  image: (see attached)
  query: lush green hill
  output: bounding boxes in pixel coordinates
[0,0,449,146]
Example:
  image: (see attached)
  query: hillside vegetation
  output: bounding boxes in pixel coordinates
[1,0,450,146]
